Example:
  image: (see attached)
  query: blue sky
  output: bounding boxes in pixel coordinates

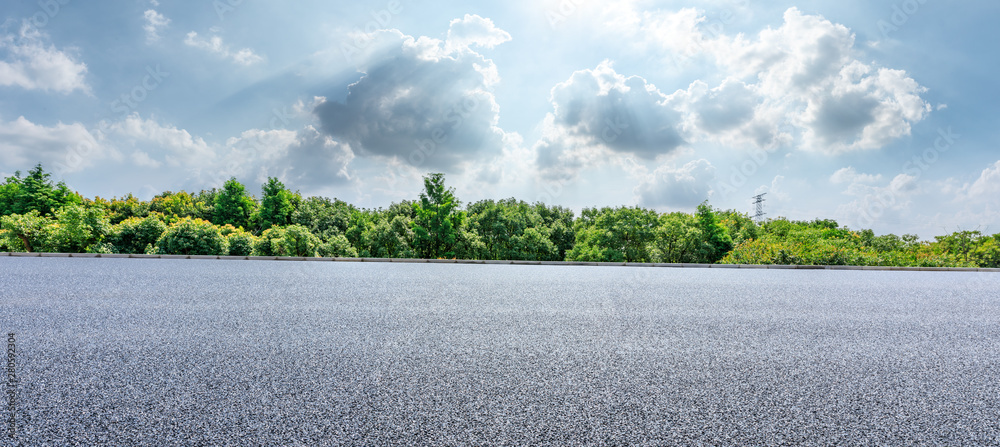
[1,0,998,238]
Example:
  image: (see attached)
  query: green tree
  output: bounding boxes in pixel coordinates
[365,215,416,258]
[455,229,488,260]
[106,194,151,224]
[648,212,702,263]
[191,189,218,221]
[48,204,111,253]
[110,214,168,254]
[3,164,81,216]
[213,178,256,230]
[0,173,23,216]
[717,210,759,245]
[254,224,321,257]
[566,206,658,262]
[153,218,228,255]
[150,191,199,222]
[319,234,358,258]
[534,203,575,259]
[257,177,297,231]
[0,211,52,252]
[219,224,258,256]
[695,202,733,263]
[292,196,354,240]
[411,173,465,259]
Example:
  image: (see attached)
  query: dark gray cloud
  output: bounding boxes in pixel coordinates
[809,91,879,144]
[688,79,757,134]
[548,62,685,159]
[314,29,505,171]
[276,126,353,188]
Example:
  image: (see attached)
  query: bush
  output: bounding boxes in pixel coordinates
[226,231,257,256]
[255,224,321,257]
[0,211,52,252]
[153,217,228,255]
[110,214,167,254]
[318,234,358,258]
[48,204,110,253]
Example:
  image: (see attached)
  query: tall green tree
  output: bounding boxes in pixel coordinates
[695,202,733,263]
[411,173,464,259]
[0,173,22,216]
[2,164,81,216]
[213,178,256,230]
[257,177,297,230]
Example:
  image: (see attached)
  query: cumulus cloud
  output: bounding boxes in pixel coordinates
[314,24,508,171]
[601,6,930,153]
[143,10,170,43]
[552,61,684,156]
[184,31,263,66]
[446,14,512,50]
[534,61,685,180]
[0,24,88,94]
[94,113,354,193]
[636,159,715,208]
[220,126,353,188]
[963,161,1000,200]
[102,114,216,168]
[681,79,757,134]
[725,9,929,152]
[0,116,106,173]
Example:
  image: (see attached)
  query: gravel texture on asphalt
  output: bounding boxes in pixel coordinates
[1,257,999,446]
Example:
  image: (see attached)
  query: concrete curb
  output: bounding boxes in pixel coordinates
[1,251,997,272]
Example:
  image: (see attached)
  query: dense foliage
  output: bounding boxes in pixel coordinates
[2,164,998,267]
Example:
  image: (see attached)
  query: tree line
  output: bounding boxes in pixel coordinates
[1,164,998,267]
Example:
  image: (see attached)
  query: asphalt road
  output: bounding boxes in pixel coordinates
[2,257,999,445]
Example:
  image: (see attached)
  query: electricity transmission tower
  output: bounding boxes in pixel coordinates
[752,193,767,223]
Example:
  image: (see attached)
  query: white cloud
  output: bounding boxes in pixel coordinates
[143,10,170,43]
[600,6,930,153]
[0,24,88,94]
[830,166,882,184]
[0,116,107,173]
[184,31,263,66]
[964,161,1000,200]
[314,24,508,171]
[636,159,715,208]
[836,173,919,229]
[534,61,685,181]
[216,126,354,190]
[130,151,162,168]
[103,114,216,168]
[446,14,512,50]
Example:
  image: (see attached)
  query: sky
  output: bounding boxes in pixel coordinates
[1,0,998,239]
